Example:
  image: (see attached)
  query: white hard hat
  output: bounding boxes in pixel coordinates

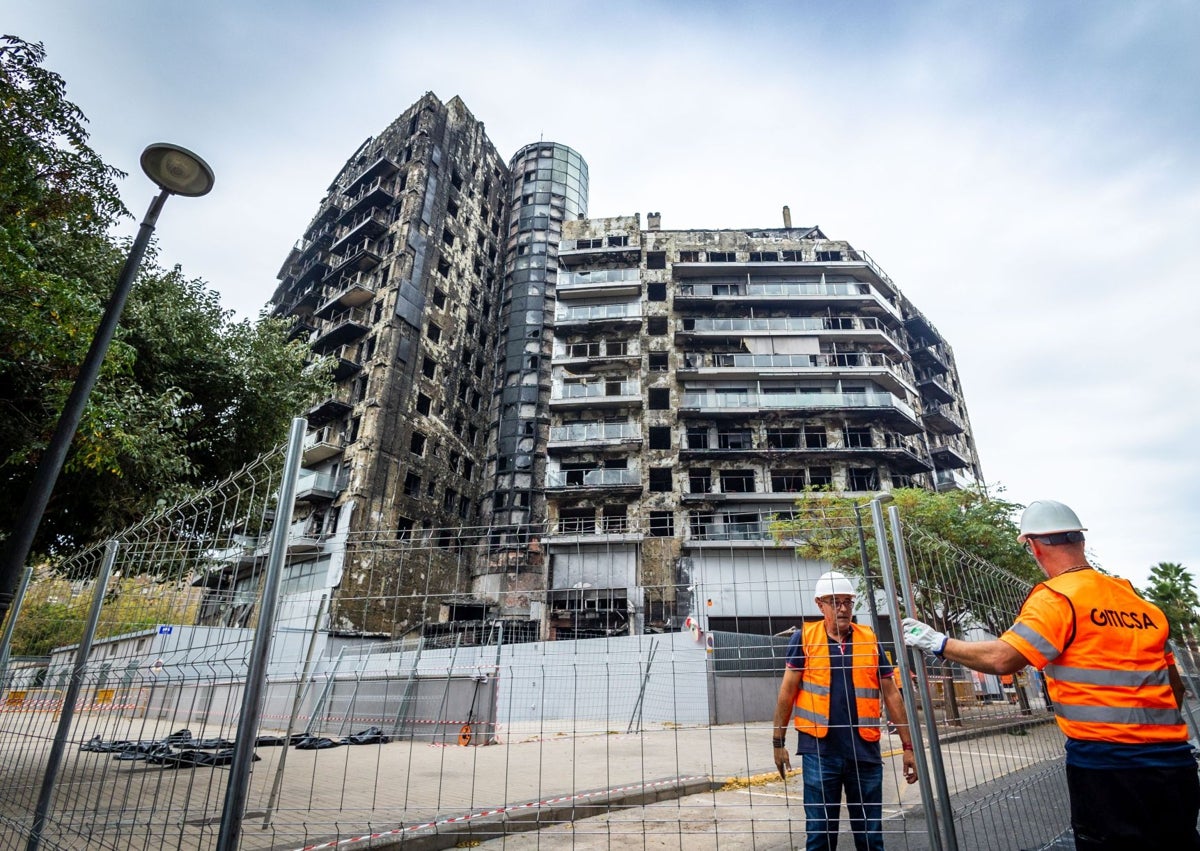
[814,571,855,600]
[1017,500,1086,543]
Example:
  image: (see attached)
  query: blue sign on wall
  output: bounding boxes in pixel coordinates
[158,625,173,635]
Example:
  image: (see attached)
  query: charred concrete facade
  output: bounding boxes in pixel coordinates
[541,216,982,636]
[270,94,509,635]
[270,92,982,640]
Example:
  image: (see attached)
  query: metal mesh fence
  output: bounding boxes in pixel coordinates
[2,458,1192,849]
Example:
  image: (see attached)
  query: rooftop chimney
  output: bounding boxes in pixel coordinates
[782,205,792,229]
[647,211,661,231]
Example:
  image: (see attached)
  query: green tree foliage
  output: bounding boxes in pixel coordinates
[771,487,1040,637]
[1142,562,1200,646]
[0,35,330,555]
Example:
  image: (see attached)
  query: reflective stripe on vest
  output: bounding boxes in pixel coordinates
[1010,621,1061,663]
[1036,571,1187,745]
[792,620,883,742]
[1055,704,1184,727]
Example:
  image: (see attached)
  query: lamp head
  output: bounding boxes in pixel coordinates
[140,143,215,197]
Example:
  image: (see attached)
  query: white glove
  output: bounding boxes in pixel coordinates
[901,617,947,656]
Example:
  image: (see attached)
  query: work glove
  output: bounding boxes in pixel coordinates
[901,617,947,656]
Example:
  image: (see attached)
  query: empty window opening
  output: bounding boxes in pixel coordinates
[646,251,666,269]
[649,511,675,537]
[844,426,873,448]
[602,504,628,533]
[771,469,807,492]
[648,388,670,409]
[718,430,753,450]
[816,250,843,262]
[749,251,779,262]
[686,427,710,450]
[679,251,700,263]
[422,356,437,379]
[559,507,593,533]
[647,316,668,335]
[403,472,421,497]
[848,467,879,491]
[426,323,441,343]
[809,466,833,487]
[648,426,671,449]
[432,288,446,309]
[410,431,427,456]
[720,469,755,493]
[647,282,667,302]
[648,351,668,371]
[649,467,672,492]
[606,235,629,247]
[689,468,712,494]
[706,251,735,262]
[805,425,828,448]
[441,228,455,247]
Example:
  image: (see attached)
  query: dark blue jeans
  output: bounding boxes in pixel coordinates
[802,752,884,851]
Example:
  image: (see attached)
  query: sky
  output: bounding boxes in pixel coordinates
[6,0,1199,589]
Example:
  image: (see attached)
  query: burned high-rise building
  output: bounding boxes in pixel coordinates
[266,93,981,641]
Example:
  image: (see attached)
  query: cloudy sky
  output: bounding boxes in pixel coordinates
[8,1,1199,588]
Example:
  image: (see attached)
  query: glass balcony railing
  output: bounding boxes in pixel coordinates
[557,303,642,322]
[554,381,640,400]
[679,280,870,298]
[682,351,901,371]
[546,468,641,488]
[559,268,640,288]
[680,390,916,420]
[549,422,640,443]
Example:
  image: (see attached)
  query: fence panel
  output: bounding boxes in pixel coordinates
[0,485,1124,850]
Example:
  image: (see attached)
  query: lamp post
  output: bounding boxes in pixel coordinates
[0,143,214,631]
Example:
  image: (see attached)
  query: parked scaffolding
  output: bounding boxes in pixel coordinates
[0,433,1194,849]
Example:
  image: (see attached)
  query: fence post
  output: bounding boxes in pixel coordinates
[888,504,960,851]
[26,539,118,851]
[262,592,327,828]
[869,496,943,851]
[0,565,33,690]
[215,416,307,851]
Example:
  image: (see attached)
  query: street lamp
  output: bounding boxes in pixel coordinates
[0,143,214,630]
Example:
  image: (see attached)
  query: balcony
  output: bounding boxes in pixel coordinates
[545,468,641,491]
[295,469,348,503]
[557,268,641,299]
[911,344,950,375]
[933,468,978,492]
[286,316,317,342]
[331,209,389,253]
[345,156,399,195]
[679,390,921,433]
[677,315,906,354]
[917,375,955,404]
[678,351,913,396]
[326,239,383,281]
[311,305,372,353]
[904,310,943,345]
[548,421,641,450]
[303,425,345,464]
[294,251,332,289]
[315,271,378,319]
[549,380,641,410]
[557,237,640,265]
[923,403,965,435]
[930,442,973,470]
[307,388,354,426]
[674,278,901,319]
[672,252,897,297]
[297,224,336,260]
[327,344,364,381]
[551,339,640,364]
[339,176,398,223]
[754,432,932,474]
[555,302,642,328]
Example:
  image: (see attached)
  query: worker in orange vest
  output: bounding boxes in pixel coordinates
[902,500,1200,850]
[773,571,918,851]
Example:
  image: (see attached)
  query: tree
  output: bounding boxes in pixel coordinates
[1143,562,1200,646]
[771,487,1040,638]
[0,36,331,556]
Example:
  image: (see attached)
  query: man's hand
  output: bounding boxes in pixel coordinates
[902,750,918,784]
[901,617,947,656]
[773,744,791,781]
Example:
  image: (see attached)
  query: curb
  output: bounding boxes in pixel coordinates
[277,775,719,851]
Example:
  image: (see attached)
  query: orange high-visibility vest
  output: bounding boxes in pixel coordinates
[792,620,884,741]
[1022,571,1186,744]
